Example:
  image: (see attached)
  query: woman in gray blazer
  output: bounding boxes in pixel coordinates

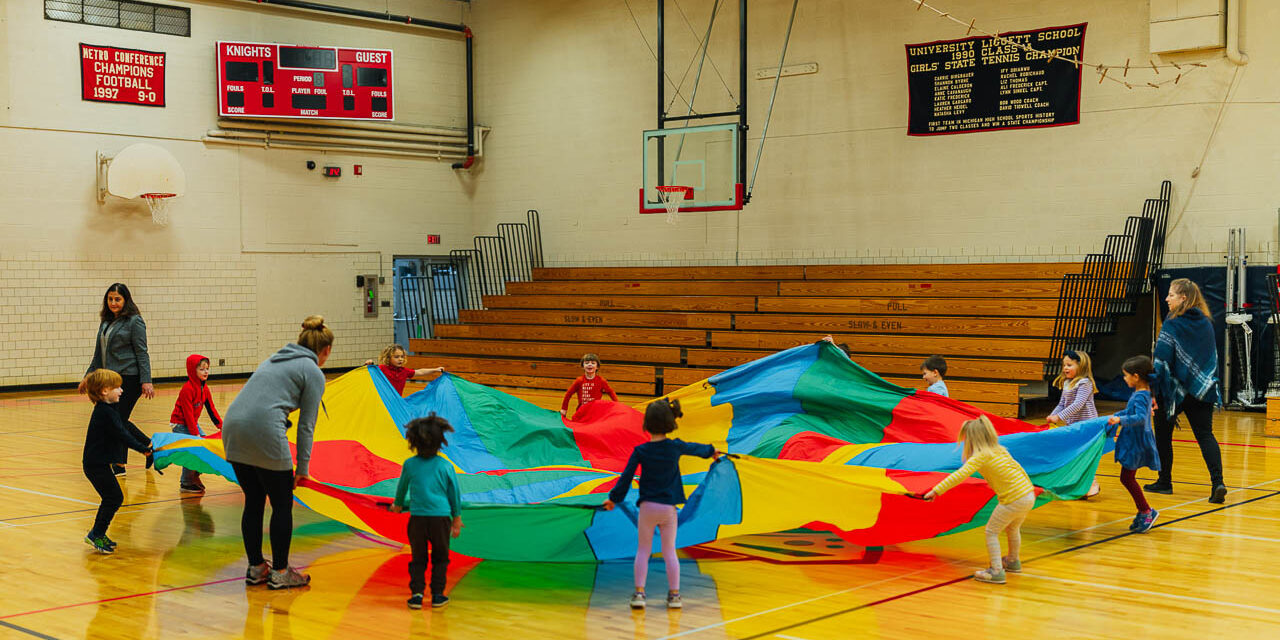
[79,283,154,475]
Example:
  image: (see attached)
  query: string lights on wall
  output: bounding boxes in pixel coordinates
[905,0,1210,89]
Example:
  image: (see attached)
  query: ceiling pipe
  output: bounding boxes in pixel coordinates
[1226,0,1248,65]
[203,135,467,161]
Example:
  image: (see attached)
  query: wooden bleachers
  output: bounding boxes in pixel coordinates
[409,262,1080,417]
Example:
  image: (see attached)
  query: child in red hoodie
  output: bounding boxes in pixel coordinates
[170,354,223,494]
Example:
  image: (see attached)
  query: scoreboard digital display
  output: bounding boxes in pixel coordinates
[216,41,393,120]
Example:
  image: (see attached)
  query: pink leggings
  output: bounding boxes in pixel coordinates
[635,501,680,591]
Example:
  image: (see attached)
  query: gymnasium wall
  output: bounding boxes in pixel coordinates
[466,0,1280,269]
[0,0,471,386]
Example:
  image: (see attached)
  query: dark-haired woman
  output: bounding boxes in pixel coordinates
[222,315,332,590]
[1144,278,1226,504]
[79,283,154,476]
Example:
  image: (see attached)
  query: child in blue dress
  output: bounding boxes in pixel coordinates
[1108,356,1162,533]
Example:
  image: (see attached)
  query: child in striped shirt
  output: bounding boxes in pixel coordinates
[1048,350,1100,497]
[924,415,1035,585]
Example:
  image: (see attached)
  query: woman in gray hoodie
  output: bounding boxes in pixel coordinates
[222,315,332,590]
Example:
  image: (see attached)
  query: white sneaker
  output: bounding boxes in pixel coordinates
[629,591,646,609]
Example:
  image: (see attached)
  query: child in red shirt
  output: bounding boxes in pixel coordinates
[169,354,223,494]
[365,344,444,395]
[561,353,619,419]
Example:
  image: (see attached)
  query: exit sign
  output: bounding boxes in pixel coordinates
[427,234,441,244]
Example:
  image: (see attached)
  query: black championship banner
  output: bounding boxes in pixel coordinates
[905,24,1086,136]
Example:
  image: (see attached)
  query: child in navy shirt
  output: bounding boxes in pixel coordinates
[82,369,153,553]
[391,414,463,609]
[603,398,719,610]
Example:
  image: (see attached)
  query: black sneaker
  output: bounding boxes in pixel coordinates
[1143,482,1173,495]
[431,594,450,608]
[102,535,118,551]
[84,533,114,554]
[112,464,127,477]
[407,594,424,609]
[1209,484,1228,504]
[1128,513,1145,532]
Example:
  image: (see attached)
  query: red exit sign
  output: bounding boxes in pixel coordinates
[427,235,442,245]
[217,41,393,120]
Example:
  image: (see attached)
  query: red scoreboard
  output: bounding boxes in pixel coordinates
[216,41,393,120]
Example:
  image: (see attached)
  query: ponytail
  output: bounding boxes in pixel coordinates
[298,315,335,355]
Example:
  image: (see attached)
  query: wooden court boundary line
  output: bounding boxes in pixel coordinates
[0,491,240,523]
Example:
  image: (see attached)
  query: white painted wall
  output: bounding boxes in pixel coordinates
[3,0,1279,386]
[0,0,471,386]
[467,0,1280,268]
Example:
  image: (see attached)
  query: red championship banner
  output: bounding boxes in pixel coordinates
[80,43,166,107]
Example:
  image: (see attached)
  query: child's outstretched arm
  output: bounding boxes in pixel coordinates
[602,450,641,510]
[447,466,464,537]
[678,440,717,459]
[923,454,981,500]
[560,378,582,417]
[205,397,223,432]
[413,366,445,377]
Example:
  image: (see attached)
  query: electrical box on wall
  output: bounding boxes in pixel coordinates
[361,273,378,318]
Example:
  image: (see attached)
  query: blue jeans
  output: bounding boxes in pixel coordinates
[171,423,203,488]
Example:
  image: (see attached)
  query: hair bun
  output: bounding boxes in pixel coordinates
[668,398,683,419]
[301,315,326,331]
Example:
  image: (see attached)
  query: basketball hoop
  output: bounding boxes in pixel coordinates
[141,193,175,226]
[655,185,693,225]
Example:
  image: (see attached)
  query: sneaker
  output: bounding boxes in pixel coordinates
[973,568,1006,584]
[1209,484,1228,504]
[666,591,682,609]
[267,566,311,590]
[1001,556,1022,573]
[407,594,424,609]
[245,561,271,586]
[629,591,646,609]
[1143,481,1173,495]
[112,464,127,477]
[102,535,118,551]
[1134,509,1160,533]
[179,484,205,494]
[431,595,450,608]
[84,533,114,554]
[1128,513,1145,532]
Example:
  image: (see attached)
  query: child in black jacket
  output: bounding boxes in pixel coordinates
[82,369,153,553]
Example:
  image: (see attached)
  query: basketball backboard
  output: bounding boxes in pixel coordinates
[640,122,743,214]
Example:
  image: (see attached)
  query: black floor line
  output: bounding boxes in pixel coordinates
[1,491,238,522]
[0,619,61,639]
[1092,473,1264,492]
[739,490,1280,640]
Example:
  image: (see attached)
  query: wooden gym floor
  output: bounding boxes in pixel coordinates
[2,378,1278,639]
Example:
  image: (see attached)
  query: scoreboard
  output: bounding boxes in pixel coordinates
[216,41,393,120]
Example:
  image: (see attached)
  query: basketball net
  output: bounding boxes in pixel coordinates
[656,186,692,225]
[142,193,175,226]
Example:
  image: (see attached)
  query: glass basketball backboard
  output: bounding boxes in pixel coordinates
[641,122,743,214]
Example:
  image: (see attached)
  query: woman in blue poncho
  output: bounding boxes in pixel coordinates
[1143,278,1225,504]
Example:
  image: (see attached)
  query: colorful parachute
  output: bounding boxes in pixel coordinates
[152,342,1109,562]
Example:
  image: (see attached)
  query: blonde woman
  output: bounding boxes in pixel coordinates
[1145,278,1225,504]
[222,315,333,590]
[924,416,1035,585]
